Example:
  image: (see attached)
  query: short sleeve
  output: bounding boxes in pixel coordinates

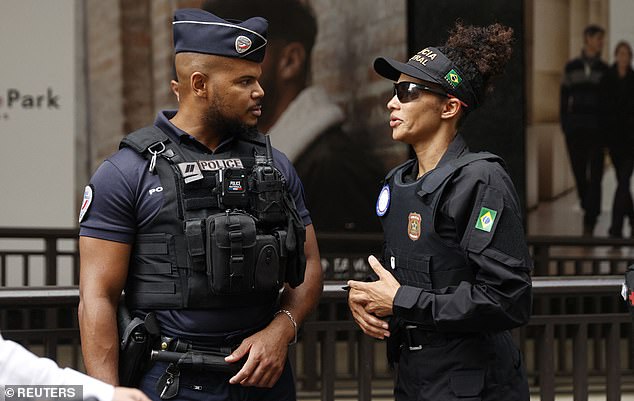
[272,148,312,226]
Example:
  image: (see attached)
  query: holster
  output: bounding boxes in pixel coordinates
[117,300,160,386]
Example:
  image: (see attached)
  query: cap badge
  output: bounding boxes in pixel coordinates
[407,212,422,241]
[445,69,462,88]
[235,35,252,54]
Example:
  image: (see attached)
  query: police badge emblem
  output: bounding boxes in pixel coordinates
[407,212,421,241]
[78,185,93,223]
[376,185,390,216]
[235,35,252,54]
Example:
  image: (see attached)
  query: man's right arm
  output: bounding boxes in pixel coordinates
[78,237,132,385]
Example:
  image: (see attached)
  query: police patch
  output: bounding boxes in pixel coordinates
[235,35,252,54]
[376,185,390,216]
[178,162,203,183]
[475,207,497,232]
[78,185,93,223]
[407,212,421,241]
[198,159,244,171]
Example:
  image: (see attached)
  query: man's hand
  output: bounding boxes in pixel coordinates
[112,387,151,401]
[347,255,401,339]
[224,316,293,388]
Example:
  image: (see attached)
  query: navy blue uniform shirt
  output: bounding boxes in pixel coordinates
[80,110,311,342]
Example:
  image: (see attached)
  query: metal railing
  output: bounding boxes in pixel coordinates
[1,229,633,400]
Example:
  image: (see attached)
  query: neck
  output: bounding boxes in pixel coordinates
[583,47,599,59]
[170,106,221,151]
[618,64,629,77]
[411,126,457,178]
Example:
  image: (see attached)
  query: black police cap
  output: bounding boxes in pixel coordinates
[173,9,268,63]
[374,47,478,108]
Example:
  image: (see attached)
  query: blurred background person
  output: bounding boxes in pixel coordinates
[560,25,608,236]
[202,0,383,233]
[601,40,634,238]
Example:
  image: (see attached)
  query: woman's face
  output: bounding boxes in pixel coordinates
[615,45,632,69]
[387,74,445,145]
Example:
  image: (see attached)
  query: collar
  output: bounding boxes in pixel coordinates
[154,110,237,153]
[402,133,468,182]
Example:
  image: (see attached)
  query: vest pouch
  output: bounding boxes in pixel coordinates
[206,212,257,294]
[387,248,432,290]
[253,234,284,291]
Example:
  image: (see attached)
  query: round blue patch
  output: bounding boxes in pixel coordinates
[376,185,390,217]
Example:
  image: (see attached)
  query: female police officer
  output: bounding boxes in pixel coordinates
[347,23,532,401]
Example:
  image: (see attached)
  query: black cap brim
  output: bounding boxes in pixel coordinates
[373,57,443,86]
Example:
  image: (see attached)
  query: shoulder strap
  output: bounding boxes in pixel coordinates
[384,159,416,182]
[418,152,504,196]
[120,126,171,154]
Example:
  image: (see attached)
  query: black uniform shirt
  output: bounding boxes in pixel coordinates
[80,111,311,341]
[392,134,532,332]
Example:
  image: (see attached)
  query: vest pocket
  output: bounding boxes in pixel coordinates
[206,212,257,294]
[253,234,284,291]
[387,249,432,290]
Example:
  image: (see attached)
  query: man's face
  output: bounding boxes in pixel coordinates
[585,33,604,55]
[203,57,264,134]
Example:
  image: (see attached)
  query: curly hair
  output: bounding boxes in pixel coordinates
[438,22,513,103]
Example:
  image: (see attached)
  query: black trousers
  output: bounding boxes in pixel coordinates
[564,129,604,227]
[394,331,529,401]
[608,144,634,236]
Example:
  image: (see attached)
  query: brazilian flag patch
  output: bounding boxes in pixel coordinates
[475,207,497,232]
[445,69,462,88]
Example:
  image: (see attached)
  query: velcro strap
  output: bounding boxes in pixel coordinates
[185,197,218,210]
[185,221,205,257]
[136,263,171,274]
[228,215,245,287]
[134,242,168,255]
[133,282,175,294]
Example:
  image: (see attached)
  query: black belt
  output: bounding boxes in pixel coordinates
[402,325,481,351]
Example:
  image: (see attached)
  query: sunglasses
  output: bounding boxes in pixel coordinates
[393,81,448,103]
[392,81,469,107]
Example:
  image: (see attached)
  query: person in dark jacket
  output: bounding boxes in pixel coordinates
[560,25,609,236]
[600,41,634,238]
[346,23,532,401]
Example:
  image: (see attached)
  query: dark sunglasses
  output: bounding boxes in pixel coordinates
[393,81,448,103]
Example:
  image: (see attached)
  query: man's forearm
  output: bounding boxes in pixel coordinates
[79,298,120,385]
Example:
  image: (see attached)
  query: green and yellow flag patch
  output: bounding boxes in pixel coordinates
[445,69,462,88]
[475,207,497,232]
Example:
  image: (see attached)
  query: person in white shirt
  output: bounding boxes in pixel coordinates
[0,334,150,401]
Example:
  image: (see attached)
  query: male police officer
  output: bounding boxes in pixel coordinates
[78,9,322,401]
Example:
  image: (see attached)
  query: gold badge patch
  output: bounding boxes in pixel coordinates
[407,212,421,241]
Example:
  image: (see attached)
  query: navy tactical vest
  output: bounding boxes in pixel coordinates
[380,153,502,290]
[120,127,306,310]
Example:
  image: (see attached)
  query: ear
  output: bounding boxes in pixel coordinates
[170,80,179,102]
[190,72,208,98]
[278,42,307,80]
[440,97,462,120]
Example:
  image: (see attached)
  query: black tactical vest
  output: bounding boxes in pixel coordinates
[380,153,502,290]
[120,127,306,310]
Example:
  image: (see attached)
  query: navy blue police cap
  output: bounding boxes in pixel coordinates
[173,8,268,63]
[374,47,478,109]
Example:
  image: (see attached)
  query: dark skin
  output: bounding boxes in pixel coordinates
[79,53,323,388]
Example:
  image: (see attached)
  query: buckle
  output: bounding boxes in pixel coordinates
[404,325,422,351]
